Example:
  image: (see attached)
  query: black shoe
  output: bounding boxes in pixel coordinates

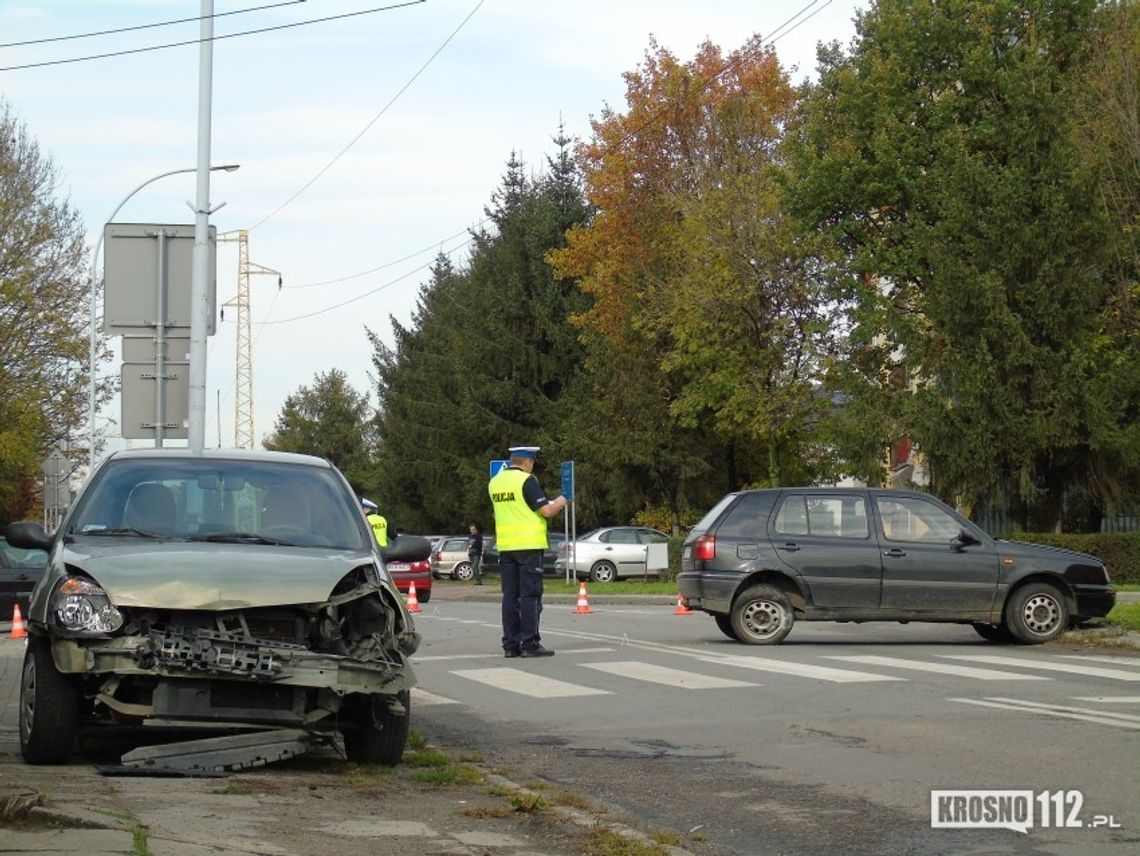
[504,649,521,658]
[520,645,554,658]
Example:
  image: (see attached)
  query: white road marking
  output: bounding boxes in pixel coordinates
[1057,654,1140,666]
[825,655,1050,681]
[949,697,1140,729]
[688,652,905,683]
[1070,696,1140,704]
[414,647,615,662]
[453,667,611,698]
[942,654,1140,681]
[412,688,460,706]
[983,697,1140,723]
[581,661,758,689]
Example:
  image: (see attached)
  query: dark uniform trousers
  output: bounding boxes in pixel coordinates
[499,549,544,651]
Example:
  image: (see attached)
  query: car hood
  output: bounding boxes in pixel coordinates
[993,538,1101,566]
[62,540,375,610]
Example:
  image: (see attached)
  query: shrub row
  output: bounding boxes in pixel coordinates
[998,532,1140,585]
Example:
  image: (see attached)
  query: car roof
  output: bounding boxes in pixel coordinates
[104,448,334,468]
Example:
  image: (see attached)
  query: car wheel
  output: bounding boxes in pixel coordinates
[590,561,617,583]
[972,622,1013,643]
[417,588,431,604]
[454,562,473,582]
[714,614,740,641]
[342,689,411,766]
[20,637,81,765]
[730,585,794,645]
[1005,582,1069,644]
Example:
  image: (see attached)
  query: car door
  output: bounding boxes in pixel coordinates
[637,529,670,577]
[874,494,1000,612]
[598,528,646,577]
[768,492,883,609]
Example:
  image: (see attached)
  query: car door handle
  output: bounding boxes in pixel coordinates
[777,542,800,552]
[883,548,907,558]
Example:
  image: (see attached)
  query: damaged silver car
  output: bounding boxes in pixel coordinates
[4,449,427,767]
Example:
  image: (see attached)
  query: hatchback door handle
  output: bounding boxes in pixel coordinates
[883,548,907,558]
[777,542,800,552]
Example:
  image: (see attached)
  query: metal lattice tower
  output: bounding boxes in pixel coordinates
[219,230,281,448]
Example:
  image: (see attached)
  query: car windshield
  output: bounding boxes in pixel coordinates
[67,458,368,550]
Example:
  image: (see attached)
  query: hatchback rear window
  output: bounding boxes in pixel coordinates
[715,492,776,538]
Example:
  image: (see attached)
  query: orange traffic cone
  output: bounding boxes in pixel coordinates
[405,582,422,614]
[573,581,593,615]
[673,593,694,615]
[9,604,28,638]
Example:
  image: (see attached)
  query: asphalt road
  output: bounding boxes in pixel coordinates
[410,593,1140,855]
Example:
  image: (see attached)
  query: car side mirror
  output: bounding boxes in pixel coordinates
[5,521,53,551]
[381,534,431,563]
[950,528,981,552]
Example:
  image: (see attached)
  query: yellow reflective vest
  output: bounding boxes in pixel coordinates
[366,513,388,547]
[489,467,548,551]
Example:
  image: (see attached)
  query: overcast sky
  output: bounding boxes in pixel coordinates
[0,0,864,456]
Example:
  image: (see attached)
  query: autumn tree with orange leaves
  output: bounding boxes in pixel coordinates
[551,35,842,505]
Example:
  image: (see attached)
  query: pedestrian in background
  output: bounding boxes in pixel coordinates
[488,445,567,658]
[361,498,389,547]
[467,523,485,585]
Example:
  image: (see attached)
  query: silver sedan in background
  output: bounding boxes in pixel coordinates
[555,526,670,583]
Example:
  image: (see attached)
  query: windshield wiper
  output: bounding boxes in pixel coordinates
[81,528,168,539]
[190,532,293,546]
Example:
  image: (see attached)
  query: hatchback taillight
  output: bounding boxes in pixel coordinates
[694,534,716,561]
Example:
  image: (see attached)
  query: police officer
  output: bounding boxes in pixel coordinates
[361,498,389,548]
[489,445,568,658]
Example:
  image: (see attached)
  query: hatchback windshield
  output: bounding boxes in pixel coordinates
[67,458,368,550]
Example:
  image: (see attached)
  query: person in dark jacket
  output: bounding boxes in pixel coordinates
[467,523,484,585]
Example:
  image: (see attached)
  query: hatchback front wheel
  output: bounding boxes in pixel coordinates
[1005,583,1069,644]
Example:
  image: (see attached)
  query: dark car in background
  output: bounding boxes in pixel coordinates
[482,532,568,578]
[678,487,1116,646]
[0,536,48,616]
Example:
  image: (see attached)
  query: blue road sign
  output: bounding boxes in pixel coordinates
[561,460,574,501]
[489,459,510,479]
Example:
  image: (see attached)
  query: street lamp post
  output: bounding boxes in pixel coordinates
[87,163,240,472]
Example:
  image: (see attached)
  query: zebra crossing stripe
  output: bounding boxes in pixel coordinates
[941,655,1140,682]
[1057,654,1140,667]
[825,655,1050,680]
[453,667,611,698]
[687,652,904,683]
[1071,696,1140,704]
[581,661,758,689]
[412,688,460,706]
[949,697,1140,729]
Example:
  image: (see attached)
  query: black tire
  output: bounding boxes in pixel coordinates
[714,614,740,641]
[418,588,431,604]
[590,560,617,583]
[342,689,411,766]
[454,562,473,582]
[1005,582,1070,644]
[730,585,794,645]
[20,637,81,765]
[972,622,1013,643]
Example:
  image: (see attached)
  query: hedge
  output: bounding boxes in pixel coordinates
[997,532,1140,585]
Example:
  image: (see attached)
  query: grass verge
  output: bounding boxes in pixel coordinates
[1107,601,1140,632]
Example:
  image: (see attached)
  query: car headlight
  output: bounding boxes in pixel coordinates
[51,577,124,635]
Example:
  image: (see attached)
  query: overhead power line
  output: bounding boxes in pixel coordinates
[0,0,307,49]
[0,1,426,73]
[285,222,484,288]
[248,0,484,230]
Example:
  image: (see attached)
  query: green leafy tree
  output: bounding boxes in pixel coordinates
[790,0,1128,530]
[0,101,110,521]
[263,369,375,493]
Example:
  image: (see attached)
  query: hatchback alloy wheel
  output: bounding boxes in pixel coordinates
[1005,582,1069,644]
[730,584,794,645]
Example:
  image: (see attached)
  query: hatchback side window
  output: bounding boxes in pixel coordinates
[876,497,960,543]
[719,492,777,537]
[638,530,669,544]
[604,529,638,544]
[773,496,809,536]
